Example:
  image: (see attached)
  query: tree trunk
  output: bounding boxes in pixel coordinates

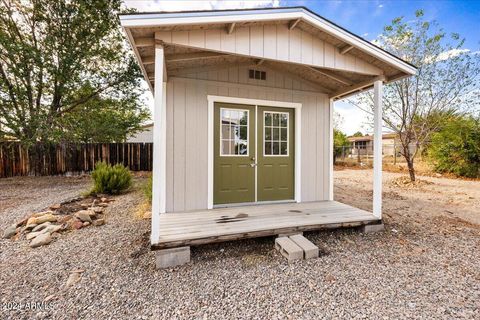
[406,157,416,182]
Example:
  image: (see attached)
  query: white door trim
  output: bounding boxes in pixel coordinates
[207,95,302,209]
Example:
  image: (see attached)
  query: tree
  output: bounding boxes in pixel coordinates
[427,115,480,178]
[351,131,364,137]
[0,0,147,145]
[349,10,480,181]
[333,129,350,162]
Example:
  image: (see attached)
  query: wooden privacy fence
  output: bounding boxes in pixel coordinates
[0,143,153,178]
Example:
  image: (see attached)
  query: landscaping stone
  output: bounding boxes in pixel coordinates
[32,221,52,232]
[93,219,105,226]
[65,272,81,288]
[26,231,41,240]
[29,233,52,248]
[68,218,83,230]
[91,207,104,214]
[83,221,90,227]
[49,204,61,210]
[2,224,17,239]
[361,223,385,233]
[75,211,92,223]
[30,213,57,225]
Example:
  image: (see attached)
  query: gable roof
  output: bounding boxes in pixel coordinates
[120,6,416,75]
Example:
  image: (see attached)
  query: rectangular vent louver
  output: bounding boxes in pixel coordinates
[249,69,266,80]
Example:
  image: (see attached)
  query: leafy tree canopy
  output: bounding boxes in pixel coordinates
[0,0,149,145]
[427,115,480,178]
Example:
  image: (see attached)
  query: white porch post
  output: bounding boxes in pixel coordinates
[151,43,166,244]
[373,80,383,219]
[328,98,334,201]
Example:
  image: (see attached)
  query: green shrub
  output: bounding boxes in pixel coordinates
[91,162,132,194]
[427,115,480,178]
[143,175,152,201]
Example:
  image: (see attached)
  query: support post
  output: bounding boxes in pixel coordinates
[328,98,334,201]
[151,43,166,244]
[373,80,383,219]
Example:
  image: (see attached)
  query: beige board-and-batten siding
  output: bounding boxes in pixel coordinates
[165,67,331,212]
[156,24,382,76]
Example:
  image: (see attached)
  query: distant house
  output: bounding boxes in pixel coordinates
[126,123,153,143]
[348,133,399,156]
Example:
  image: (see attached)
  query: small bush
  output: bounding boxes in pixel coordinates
[143,176,152,201]
[91,162,132,194]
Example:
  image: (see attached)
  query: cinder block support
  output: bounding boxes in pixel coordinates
[155,246,190,269]
[361,222,385,233]
[275,237,303,262]
[289,234,319,259]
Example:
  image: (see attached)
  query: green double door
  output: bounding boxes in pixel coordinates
[214,102,295,205]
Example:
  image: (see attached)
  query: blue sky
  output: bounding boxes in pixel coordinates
[124,0,480,134]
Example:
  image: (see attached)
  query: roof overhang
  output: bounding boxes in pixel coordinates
[119,7,417,99]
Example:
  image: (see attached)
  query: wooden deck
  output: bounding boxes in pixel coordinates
[152,201,379,250]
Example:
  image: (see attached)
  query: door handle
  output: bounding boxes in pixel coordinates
[250,163,257,168]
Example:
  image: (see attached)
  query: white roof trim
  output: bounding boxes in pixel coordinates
[119,7,416,76]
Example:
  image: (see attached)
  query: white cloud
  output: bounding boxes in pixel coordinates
[378,4,383,8]
[436,48,470,61]
[123,0,280,12]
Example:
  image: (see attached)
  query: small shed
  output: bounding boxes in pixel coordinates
[119,7,416,262]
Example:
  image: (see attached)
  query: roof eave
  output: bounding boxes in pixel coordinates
[119,7,417,77]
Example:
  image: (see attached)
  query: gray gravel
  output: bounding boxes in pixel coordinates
[0,173,479,319]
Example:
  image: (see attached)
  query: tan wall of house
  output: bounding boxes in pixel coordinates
[165,74,330,212]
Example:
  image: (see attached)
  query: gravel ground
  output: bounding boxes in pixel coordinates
[0,171,479,319]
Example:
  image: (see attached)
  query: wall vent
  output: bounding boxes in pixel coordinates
[249,69,266,80]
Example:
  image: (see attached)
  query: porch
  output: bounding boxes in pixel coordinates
[152,201,379,250]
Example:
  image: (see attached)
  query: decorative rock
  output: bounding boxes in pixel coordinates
[26,217,37,226]
[83,221,90,227]
[32,211,53,218]
[28,213,57,225]
[143,211,152,219]
[93,219,105,226]
[49,204,61,210]
[65,272,81,288]
[91,207,103,214]
[21,223,37,233]
[69,218,83,230]
[26,231,41,240]
[98,203,108,207]
[92,199,99,206]
[16,217,29,227]
[32,221,52,232]
[29,233,52,248]
[2,224,17,239]
[75,211,92,223]
[100,197,107,202]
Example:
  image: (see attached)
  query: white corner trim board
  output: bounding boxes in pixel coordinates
[373,80,383,219]
[151,45,167,245]
[207,95,302,209]
[119,8,416,76]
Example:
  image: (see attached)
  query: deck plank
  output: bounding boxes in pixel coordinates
[153,201,378,249]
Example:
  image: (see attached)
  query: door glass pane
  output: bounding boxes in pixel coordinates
[220,108,248,156]
[280,142,288,155]
[272,141,280,154]
[273,113,280,126]
[273,128,279,140]
[265,127,272,140]
[265,113,272,126]
[264,141,272,155]
[264,111,289,156]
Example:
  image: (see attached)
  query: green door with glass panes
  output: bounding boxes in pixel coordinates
[257,106,295,201]
[213,103,294,205]
[214,103,256,205]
